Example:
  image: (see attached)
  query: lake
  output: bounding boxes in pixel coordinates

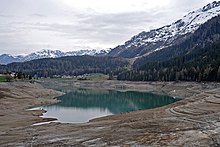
[39,88,179,123]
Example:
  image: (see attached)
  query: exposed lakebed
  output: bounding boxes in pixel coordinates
[38,88,179,123]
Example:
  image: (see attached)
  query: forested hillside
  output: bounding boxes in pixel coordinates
[133,15,220,68]
[0,56,129,78]
[116,15,220,82]
[117,42,220,81]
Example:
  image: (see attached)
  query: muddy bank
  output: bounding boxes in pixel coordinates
[38,79,219,98]
[0,82,63,132]
[0,80,220,146]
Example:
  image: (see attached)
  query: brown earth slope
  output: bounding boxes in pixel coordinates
[0,80,220,146]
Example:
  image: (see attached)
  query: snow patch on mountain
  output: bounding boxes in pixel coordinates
[23,50,65,61]
[109,1,220,58]
[128,1,220,48]
[0,49,110,65]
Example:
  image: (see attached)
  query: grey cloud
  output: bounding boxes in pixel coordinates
[0,0,64,18]
[0,14,14,18]
[0,38,41,55]
[169,0,214,13]
[0,0,215,55]
[21,10,167,46]
[30,14,47,18]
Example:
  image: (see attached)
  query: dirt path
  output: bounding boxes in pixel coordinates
[0,80,220,146]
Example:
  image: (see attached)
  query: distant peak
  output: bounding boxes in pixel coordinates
[201,1,220,12]
[40,49,52,52]
[1,54,10,56]
[36,49,62,53]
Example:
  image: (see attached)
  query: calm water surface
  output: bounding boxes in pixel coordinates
[40,88,179,123]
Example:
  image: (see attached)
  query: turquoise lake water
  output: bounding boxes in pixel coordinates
[40,88,179,123]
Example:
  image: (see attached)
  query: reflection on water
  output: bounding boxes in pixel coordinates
[41,88,179,123]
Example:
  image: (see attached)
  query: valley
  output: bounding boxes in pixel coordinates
[0,1,220,146]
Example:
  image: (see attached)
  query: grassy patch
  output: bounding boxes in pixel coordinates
[86,73,109,81]
[0,75,6,82]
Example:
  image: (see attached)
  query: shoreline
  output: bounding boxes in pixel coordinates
[0,80,220,146]
[38,79,217,98]
[0,82,64,131]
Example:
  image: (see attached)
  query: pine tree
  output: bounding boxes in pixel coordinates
[217,66,220,81]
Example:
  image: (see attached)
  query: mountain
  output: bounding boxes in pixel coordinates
[22,50,65,62]
[108,1,220,58]
[1,9,220,82]
[0,54,23,65]
[1,1,220,82]
[117,15,220,82]
[0,49,109,65]
[133,14,220,67]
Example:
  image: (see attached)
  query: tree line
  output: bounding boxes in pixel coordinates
[117,15,220,82]
[117,42,220,82]
[0,56,129,78]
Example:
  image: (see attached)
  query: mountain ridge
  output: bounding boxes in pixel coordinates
[0,4,220,82]
[133,14,220,68]
[117,15,220,82]
[0,49,109,65]
[108,1,220,58]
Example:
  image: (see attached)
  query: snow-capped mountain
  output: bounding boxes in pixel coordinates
[109,1,220,58]
[0,54,23,65]
[66,49,98,56]
[0,49,109,65]
[22,50,65,62]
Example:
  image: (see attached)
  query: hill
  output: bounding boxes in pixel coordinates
[0,56,129,78]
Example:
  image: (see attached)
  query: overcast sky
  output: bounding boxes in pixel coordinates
[0,0,215,55]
